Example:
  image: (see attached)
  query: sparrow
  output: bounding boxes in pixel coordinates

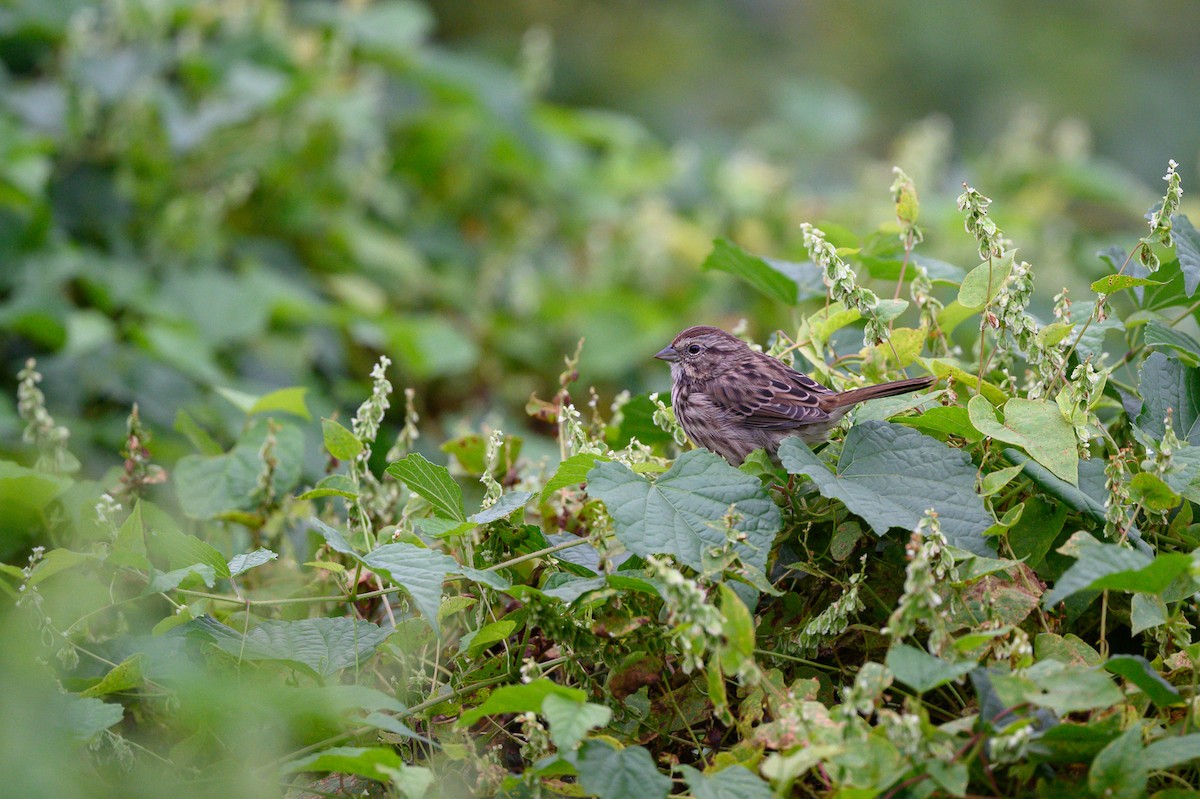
[655,325,935,464]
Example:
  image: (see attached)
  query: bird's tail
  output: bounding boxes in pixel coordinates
[820,375,936,409]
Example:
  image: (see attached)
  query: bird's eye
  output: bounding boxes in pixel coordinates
[687,344,702,355]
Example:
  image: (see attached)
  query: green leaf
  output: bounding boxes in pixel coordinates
[147,563,216,592]
[299,474,359,500]
[679,764,773,799]
[227,547,277,577]
[808,302,861,344]
[779,421,993,555]
[174,421,303,518]
[457,678,587,726]
[968,395,1078,484]
[577,741,672,799]
[386,453,466,521]
[1005,449,1107,525]
[1088,723,1147,799]
[173,409,223,455]
[957,252,1014,310]
[1044,537,1193,607]
[541,452,610,503]
[701,237,799,305]
[1136,352,1200,444]
[761,744,845,785]
[1128,471,1180,512]
[27,548,95,586]
[186,616,389,681]
[895,405,982,442]
[587,449,781,574]
[80,654,143,698]
[460,620,516,657]
[1007,496,1067,570]
[321,418,363,460]
[1173,213,1200,297]
[1035,321,1076,348]
[441,433,522,476]
[146,521,231,579]
[980,462,1024,496]
[1144,321,1200,366]
[470,491,531,524]
[1143,733,1200,771]
[993,663,1124,714]
[310,517,359,555]
[362,543,460,638]
[542,693,612,752]
[718,583,755,673]
[1130,593,1168,634]
[1090,274,1166,294]
[63,695,124,741]
[886,644,974,693]
[248,386,311,420]
[282,746,406,781]
[1104,655,1183,707]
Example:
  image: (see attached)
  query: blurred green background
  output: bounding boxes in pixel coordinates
[0,0,1196,470]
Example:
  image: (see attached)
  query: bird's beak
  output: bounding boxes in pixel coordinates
[654,345,680,362]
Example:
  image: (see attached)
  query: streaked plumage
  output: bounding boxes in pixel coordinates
[655,326,935,464]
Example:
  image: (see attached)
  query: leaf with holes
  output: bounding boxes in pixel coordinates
[779,421,992,555]
[587,450,781,573]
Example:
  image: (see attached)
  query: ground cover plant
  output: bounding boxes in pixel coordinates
[7,161,1200,798]
[5,2,1200,799]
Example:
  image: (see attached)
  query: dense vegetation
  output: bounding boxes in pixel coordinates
[3,2,1200,798]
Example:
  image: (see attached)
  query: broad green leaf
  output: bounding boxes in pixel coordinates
[282,746,406,781]
[310,517,359,555]
[248,386,310,419]
[1035,321,1075,348]
[457,678,586,726]
[808,302,861,344]
[1143,733,1200,771]
[1006,450,1107,525]
[587,449,781,573]
[1033,634,1099,668]
[968,395,1078,484]
[540,452,610,503]
[886,644,974,693]
[1144,321,1200,366]
[701,237,800,305]
[1136,352,1200,444]
[363,543,459,637]
[1089,274,1166,294]
[873,298,909,323]
[227,547,277,577]
[578,741,672,799]
[895,405,982,442]
[779,421,993,555]
[109,501,149,569]
[542,693,612,752]
[993,663,1123,714]
[386,453,466,521]
[679,764,773,799]
[1130,593,1168,634]
[146,521,230,579]
[936,300,979,334]
[173,409,223,455]
[459,619,516,657]
[980,463,1024,496]
[1088,723,1147,799]
[957,252,1014,309]
[27,548,95,586]
[1128,471,1180,512]
[147,563,216,592]
[718,583,755,673]
[186,616,389,681]
[469,491,531,524]
[1173,213,1200,297]
[80,654,143,698]
[321,418,363,460]
[1044,537,1192,607]
[761,744,845,785]
[63,695,123,741]
[299,474,359,500]
[541,574,607,603]
[1104,655,1183,706]
[1007,496,1067,570]
[175,421,303,518]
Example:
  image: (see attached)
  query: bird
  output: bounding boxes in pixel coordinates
[655,325,935,464]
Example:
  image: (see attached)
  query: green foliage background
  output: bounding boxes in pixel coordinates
[4,2,1200,798]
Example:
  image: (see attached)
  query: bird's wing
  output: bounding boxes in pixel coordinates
[706,360,835,430]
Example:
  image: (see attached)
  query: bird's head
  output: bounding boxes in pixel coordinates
[655,326,750,382]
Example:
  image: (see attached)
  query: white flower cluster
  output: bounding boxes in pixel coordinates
[789,567,866,657]
[883,510,956,651]
[1142,159,1183,271]
[648,556,722,673]
[800,223,887,345]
